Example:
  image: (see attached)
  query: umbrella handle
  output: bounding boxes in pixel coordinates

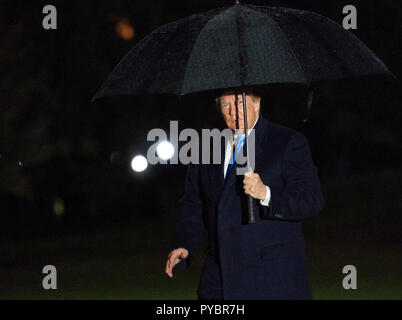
[241,90,256,224]
[247,195,256,223]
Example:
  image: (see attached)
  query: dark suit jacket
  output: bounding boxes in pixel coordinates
[172,115,325,299]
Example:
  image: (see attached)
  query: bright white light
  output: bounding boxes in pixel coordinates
[131,155,148,172]
[156,141,174,160]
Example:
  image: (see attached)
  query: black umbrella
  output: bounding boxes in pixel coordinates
[93,1,393,223]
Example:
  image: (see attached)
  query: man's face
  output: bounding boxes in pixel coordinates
[219,91,260,132]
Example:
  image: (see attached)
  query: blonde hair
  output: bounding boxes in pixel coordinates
[215,88,261,108]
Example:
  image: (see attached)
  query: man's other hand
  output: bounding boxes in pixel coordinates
[165,248,189,278]
[243,172,266,200]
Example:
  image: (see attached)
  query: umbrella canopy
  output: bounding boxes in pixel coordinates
[93,2,393,100]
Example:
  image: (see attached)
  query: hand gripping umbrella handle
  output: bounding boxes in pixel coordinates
[242,91,256,224]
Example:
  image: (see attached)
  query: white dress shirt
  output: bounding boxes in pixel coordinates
[223,116,271,206]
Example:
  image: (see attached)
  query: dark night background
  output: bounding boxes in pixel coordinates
[0,0,401,299]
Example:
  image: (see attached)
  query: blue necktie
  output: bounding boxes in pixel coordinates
[225,135,245,178]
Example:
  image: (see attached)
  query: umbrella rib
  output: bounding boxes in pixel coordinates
[179,7,231,95]
[234,5,247,87]
[159,8,229,95]
[287,11,354,80]
[267,12,309,85]
[132,15,213,96]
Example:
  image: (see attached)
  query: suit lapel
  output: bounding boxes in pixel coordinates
[206,135,225,201]
[253,116,269,162]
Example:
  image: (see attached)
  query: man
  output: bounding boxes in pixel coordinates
[165,88,325,299]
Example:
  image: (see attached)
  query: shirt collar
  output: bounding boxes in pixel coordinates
[233,114,259,140]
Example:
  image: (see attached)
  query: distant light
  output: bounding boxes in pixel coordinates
[156,141,175,160]
[18,161,23,167]
[131,155,148,172]
[53,197,65,217]
[115,18,135,41]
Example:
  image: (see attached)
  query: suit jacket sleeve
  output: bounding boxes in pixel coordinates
[171,163,205,268]
[260,131,325,221]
